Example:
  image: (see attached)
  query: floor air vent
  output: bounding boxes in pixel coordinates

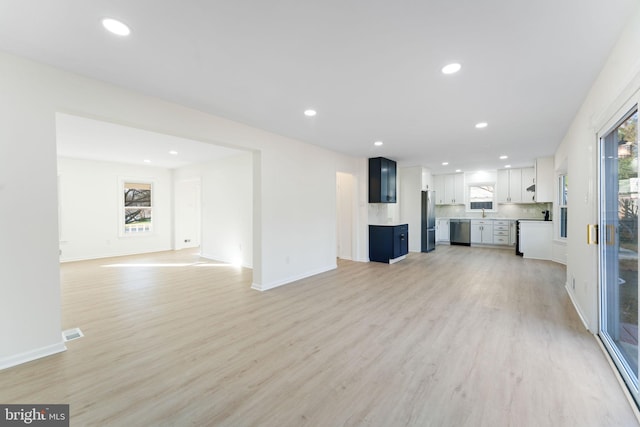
[62,327,84,342]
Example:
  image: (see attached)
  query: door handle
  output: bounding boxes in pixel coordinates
[606,224,616,246]
[587,224,599,245]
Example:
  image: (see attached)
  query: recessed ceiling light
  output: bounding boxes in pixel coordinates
[374,141,383,146]
[304,109,317,117]
[102,18,131,36]
[442,162,449,166]
[455,169,461,173]
[475,122,488,129]
[505,165,511,168]
[442,63,461,75]
[499,155,508,160]
[169,150,178,155]
[143,159,151,163]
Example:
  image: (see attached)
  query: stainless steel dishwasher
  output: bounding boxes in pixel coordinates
[449,219,471,246]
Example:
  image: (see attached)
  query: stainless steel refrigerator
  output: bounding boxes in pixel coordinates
[421,190,436,252]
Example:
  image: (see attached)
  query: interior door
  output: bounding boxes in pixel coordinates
[599,107,639,404]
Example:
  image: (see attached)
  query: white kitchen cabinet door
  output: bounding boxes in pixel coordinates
[434,173,464,205]
[521,167,535,203]
[452,173,464,204]
[508,170,522,203]
[497,169,523,203]
[433,175,446,205]
[436,219,450,242]
[471,220,493,244]
[497,169,510,203]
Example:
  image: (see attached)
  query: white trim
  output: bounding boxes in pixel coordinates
[592,69,640,134]
[251,264,337,291]
[0,342,66,371]
[388,255,407,264]
[565,283,592,332]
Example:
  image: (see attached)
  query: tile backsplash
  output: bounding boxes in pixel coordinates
[435,203,552,220]
[368,203,400,225]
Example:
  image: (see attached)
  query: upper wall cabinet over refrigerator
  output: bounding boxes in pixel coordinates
[369,157,397,203]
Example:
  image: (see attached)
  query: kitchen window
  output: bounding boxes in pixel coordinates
[468,184,495,211]
[122,181,153,235]
[559,175,568,238]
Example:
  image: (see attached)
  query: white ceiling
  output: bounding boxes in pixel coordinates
[1,1,637,172]
[56,113,243,169]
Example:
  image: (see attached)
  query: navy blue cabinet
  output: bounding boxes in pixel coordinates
[369,157,397,203]
[369,224,409,263]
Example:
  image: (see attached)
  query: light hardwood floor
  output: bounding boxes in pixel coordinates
[1,246,638,426]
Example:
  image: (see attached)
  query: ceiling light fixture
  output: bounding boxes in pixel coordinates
[102,18,131,36]
[169,150,178,155]
[304,109,317,117]
[499,155,508,160]
[441,63,461,75]
[505,165,511,168]
[455,169,461,173]
[475,122,488,129]
[374,141,383,146]
[442,162,449,166]
[143,159,151,163]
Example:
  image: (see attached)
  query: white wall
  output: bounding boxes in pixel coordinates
[336,172,356,261]
[173,178,201,250]
[399,166,424,252]
[555,6,640,331]
[175,153,254,267]
[0,51,367,369]
[0,59,65,368]
[57,157,173,261]
[174,152,255,267]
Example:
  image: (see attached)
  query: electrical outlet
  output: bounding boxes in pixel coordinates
[184,239,191,243]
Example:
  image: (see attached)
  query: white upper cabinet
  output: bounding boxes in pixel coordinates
[521,167,536,203]
[535,157,554,203]
[497,169,523,203]
[433,173,464,205]
[497,167,534,203]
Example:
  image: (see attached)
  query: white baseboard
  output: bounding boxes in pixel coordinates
[60,247,173,263]
[0,342,67,371]
[565,283,592,332]
[252,264,337,291]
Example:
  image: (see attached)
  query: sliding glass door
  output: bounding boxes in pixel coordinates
[599,107,639,403]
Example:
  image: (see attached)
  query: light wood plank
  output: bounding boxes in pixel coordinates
[0,246,637,426]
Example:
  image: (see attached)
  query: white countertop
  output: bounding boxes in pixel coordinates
[369,223,408,227]
[437,217,549,221]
